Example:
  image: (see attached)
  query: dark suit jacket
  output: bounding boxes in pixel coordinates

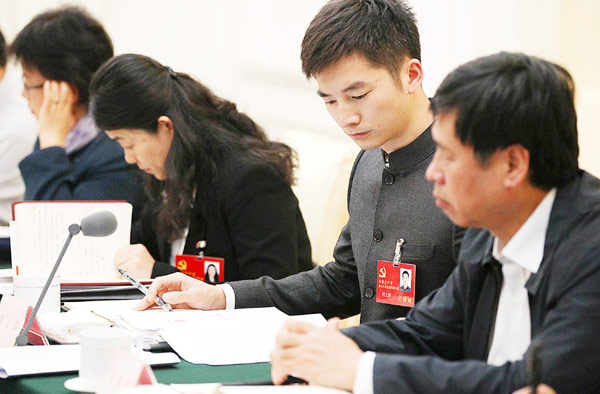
[230,128,463,322]
[344,170,600,394]
[133,152,314,281]
[19,133,147,222]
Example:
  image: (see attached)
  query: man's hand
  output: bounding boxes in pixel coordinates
[135,272,226,311]
[38,81,76,148]
[114,244,155,279]
[270,318,363,392]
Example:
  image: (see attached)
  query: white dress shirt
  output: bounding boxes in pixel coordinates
[487,188,555,365]
[353,188,556,393]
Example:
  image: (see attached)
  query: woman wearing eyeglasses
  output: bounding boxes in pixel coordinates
[10,6,146,220]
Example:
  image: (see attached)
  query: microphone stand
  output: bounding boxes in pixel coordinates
[15,223,81,346]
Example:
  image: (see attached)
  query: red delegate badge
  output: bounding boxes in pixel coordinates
[175,254,224,284]
[376,260,416,307]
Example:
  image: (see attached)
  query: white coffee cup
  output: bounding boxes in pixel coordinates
[12,273,60,317]
[79,327,132,388]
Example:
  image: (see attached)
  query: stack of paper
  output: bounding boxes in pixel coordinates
[10,201,132,282]
[0,344,179,378]
[120,307,327,365]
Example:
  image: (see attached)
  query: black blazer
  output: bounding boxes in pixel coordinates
[133,152,314,281]
[344,170,600,394]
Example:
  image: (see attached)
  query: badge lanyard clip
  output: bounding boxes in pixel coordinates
[392,238,405,266]
[195,240,206,258]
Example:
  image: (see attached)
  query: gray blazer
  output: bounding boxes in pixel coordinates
[231,127,462,322]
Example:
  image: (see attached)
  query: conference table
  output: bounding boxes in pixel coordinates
[1,361,272,393]
[0,259,272,393]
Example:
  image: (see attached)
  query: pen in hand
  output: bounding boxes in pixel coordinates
[118,268,173,312]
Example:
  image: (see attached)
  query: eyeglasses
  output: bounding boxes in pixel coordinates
[23,82,44,92]
[22,77,44,94]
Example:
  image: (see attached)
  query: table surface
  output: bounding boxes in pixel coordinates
[0,262,272,393]
[0,359,272,393]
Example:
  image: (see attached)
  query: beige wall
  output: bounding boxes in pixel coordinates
[562,0,600,176]
[1,1,598,254]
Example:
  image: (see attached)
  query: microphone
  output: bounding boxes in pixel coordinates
[15,210,118,346]
[80,210,118,237]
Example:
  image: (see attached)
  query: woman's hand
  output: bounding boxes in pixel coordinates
[38,80,76,149]
[114,244,155,279]
[135,272,226,311]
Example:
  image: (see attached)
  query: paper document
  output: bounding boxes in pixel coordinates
[43,300,163,348]
[10,201,132,281]
[0,344,179,378]
[0,295,28,347]
[120,307,327,365]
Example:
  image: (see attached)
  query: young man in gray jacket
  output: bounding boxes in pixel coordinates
[138,0,461,323]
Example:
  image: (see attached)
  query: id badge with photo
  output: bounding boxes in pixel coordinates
[175,254,224,284]
[376,260,416,307]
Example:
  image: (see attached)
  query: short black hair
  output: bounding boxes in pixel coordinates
[9,6,113,105]
[402,271,409,278]
[301,0,420,78]
[0,28,6,68]
[431,52,579,190]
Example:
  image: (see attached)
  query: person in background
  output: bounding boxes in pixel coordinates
[0,28,36,226]
[89,53,314,281]
[136,0,462,324]
[9,6,146,221]
[269,52,600,394]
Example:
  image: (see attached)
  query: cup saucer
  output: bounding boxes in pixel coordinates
[64,377,95,393]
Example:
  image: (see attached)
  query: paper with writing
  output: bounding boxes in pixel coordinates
[120,307,327,365]
[11,202,132,281]
[0,295,28,347]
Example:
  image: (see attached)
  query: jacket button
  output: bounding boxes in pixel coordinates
[373,230,383,242]
[384,173,395,185]
[364,287,374,298]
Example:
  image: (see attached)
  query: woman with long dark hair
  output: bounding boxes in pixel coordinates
[90,53,313,280]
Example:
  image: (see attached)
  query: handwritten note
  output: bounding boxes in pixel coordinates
[11,202,132,281]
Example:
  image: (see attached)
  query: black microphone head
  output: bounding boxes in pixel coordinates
[80,211,118,237]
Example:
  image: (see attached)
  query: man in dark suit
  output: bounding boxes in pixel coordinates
[270,52,600,394]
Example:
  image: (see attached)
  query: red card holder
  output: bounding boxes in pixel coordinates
[175,254,225,283]
[23,306,50,345]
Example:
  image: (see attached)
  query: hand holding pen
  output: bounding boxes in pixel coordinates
[134,272,227,311]
[118,268,173,312]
